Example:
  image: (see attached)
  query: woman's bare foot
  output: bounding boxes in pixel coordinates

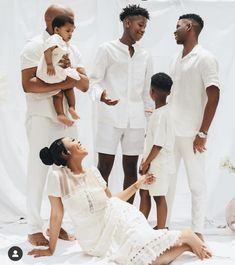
[68,107,80,120]
[46,227,76,241]
[180,229,212,260]
[28,232,49,246]
[57,114,74,127]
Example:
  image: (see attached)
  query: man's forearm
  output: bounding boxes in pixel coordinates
[199,86,220,133]
[22,76,77,93]
[74,73,89,92]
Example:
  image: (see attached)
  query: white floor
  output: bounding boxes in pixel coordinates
[0,220,235,265]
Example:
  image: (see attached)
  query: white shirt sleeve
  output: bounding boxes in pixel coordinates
[151,112,167,148]
[44,34,64,51]
[20,36,43,70]
[199,53,220,89]
[91,167,107,188]
[89,44,108,102]
[47,170,61,197]
[142,53,154,111]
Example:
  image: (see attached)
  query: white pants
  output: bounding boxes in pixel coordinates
[166,136,206,233]
[26,115,77,234]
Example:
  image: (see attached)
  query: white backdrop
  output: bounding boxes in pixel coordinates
[1,0,235,226]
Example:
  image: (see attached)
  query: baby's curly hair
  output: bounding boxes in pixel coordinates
[119,4,150,21]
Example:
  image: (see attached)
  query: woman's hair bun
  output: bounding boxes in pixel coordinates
[39,147,54,165]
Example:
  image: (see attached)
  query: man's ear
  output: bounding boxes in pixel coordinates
[124,18,131,29]
[186,21,192,31]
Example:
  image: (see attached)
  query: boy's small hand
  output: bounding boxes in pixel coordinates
[47,64,55,76]
[139,161,150,175]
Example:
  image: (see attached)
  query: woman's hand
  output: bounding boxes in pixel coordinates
[28,248,52,258]
[135,173,156,189]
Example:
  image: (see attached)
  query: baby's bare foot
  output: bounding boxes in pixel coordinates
[68,107,80,120]
[57,114,74,127]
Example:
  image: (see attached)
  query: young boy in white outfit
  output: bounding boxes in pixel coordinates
[37,15,80,127]
[139,72,175,229]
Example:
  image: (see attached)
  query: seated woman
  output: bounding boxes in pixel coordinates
[28,137,212,264]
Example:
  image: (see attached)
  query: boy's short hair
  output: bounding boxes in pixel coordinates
[119,4,150,21]
[52,15,74,30]
[151,72,173,93]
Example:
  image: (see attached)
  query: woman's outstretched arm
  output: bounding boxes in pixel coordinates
[105,174,155,202]
[28,196,64,257]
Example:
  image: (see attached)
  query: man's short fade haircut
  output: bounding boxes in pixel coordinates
[119,4,150,21]
[52,15,74,30]
[151,72,173,93]
[179,13,204,31]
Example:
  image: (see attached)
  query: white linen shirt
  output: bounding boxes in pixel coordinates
[143,105,175,172]
[20,31,83,120]
[89,39,153,129]
[168,45,220,137]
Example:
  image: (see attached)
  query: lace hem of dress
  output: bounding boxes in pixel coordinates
[127,230,181,265]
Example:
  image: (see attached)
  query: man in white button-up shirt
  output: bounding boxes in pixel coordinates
[21,4,89,246]
[167,14,220,240]
[90,5,153,203]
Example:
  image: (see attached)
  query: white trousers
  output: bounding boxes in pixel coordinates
[26,115,77,234]
[166,136,206,233]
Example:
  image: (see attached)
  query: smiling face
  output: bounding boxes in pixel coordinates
[55,22,75,42]
[174,19,190,45]
[62,137,88,159]
[125,15,147,42]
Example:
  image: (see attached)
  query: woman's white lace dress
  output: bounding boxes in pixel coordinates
[47,166,181,265]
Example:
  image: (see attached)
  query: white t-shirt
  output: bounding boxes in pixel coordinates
[168,45,220,137]
[20,31,83,120]
[143,105,175,173]
[89,39,153,129]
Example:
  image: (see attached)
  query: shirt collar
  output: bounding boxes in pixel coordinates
[180,44,201,60]
[116,39,140,52]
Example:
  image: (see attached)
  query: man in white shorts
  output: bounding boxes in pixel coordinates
[167,13,220,240]
[21,4,88,246]
[89,5,153,203]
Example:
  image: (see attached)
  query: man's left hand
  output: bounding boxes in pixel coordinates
[193,135,207,154]
[58,54,71,69]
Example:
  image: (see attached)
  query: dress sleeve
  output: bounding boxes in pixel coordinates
[44,34,63,51]
[46,170,61,197]
[91,167,107,188]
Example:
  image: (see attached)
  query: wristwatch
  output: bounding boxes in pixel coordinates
[197,131,207,138]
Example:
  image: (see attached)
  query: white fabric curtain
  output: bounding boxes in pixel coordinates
[0,0,235,224]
